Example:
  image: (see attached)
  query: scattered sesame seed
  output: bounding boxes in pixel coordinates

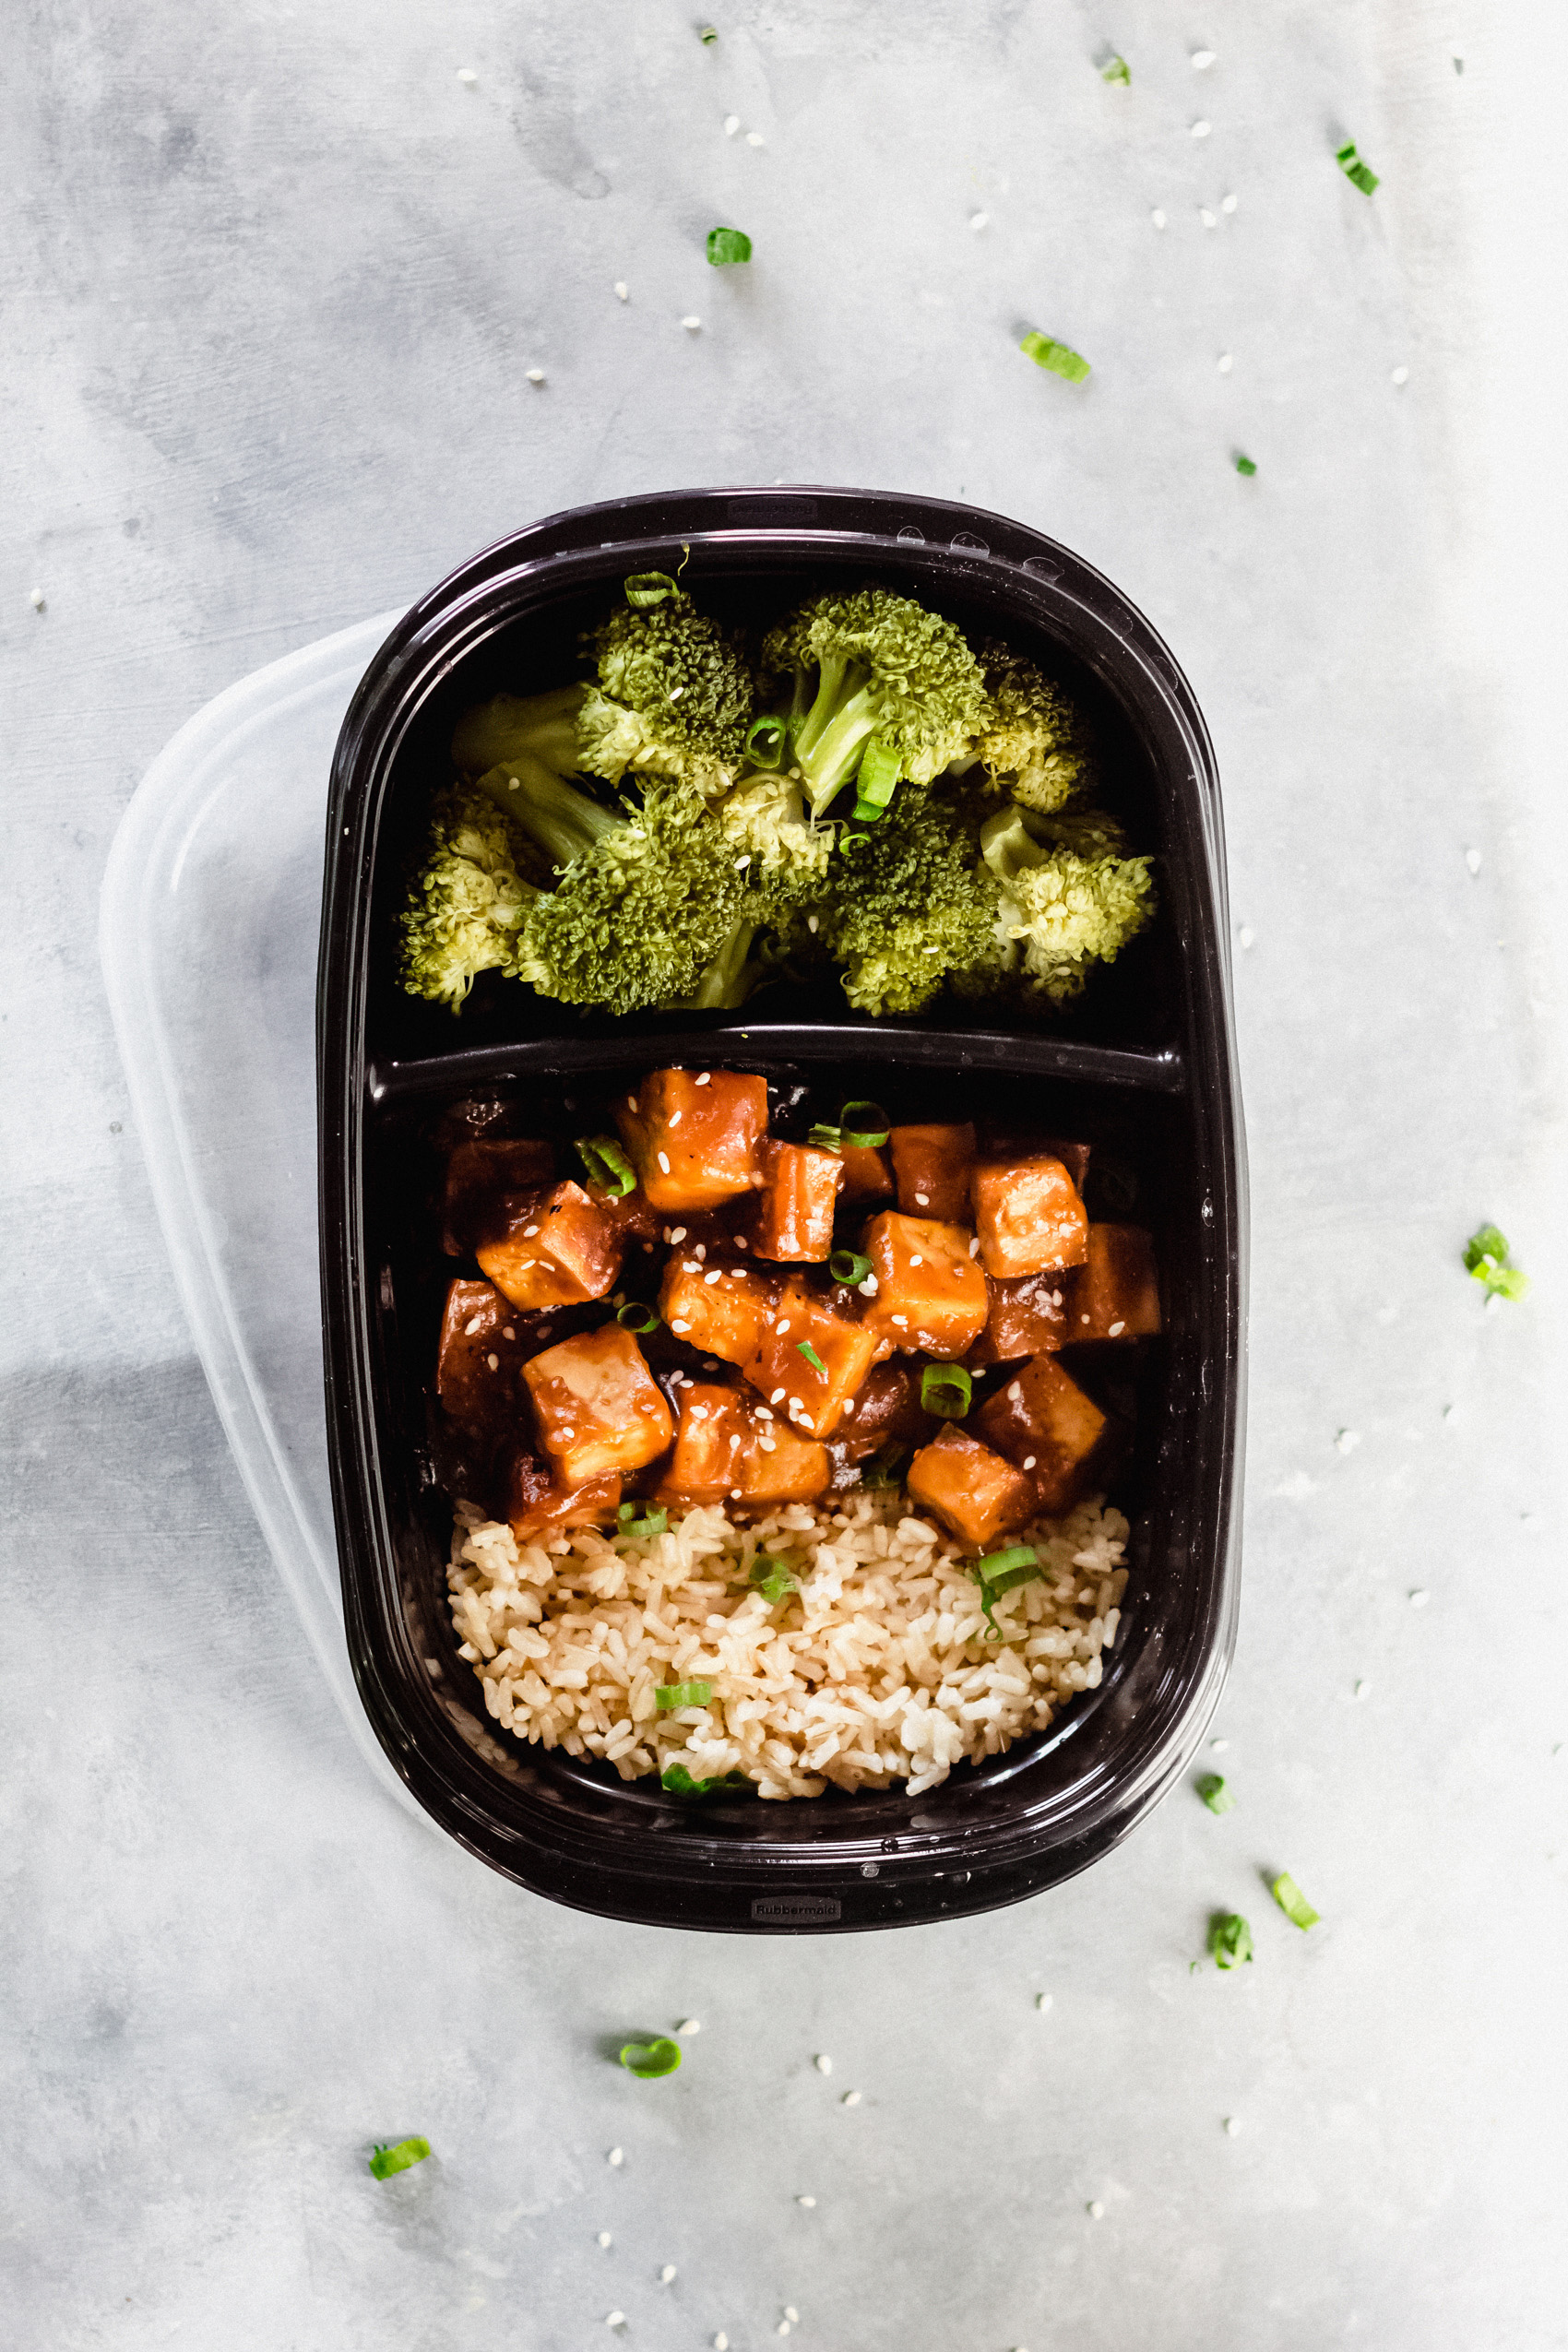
[1355,1680,1371,1699]
[626,1094,637,1111]
[607,2314,625,2329]
[785,2311,800,2325]
[670,1227,687,1242]
[1023,1455,1037,1470]
[746,131,765,146]
[890,1314,908,1327]
[909,1254,923,1266]
[464,1313,483,1336]
[1237,926,1254,949]
[1221,192,1238,212]
[1007,1381,1023,1401]
[1192,49,1216,68]
[614,280,629,300]
[502,1325,515,1340]
[1200,208,1218,228]
[724,115,740,135]
[858,1275,878,1294]
[1037,1991,1053,2012]
[608,2147,624,2166]
[1087,2200,1105,2219]
[1336,1429,1361,1455]
[598,2231,612,2247]
[660,2264,677,2283]
[658,1152,671,1174]
[796,2193,816,2207]
[914,1192,930,1206]
[487,1352,500,1372]
[777,2328,790,2339]
[1225,2115,1241,2134]
[1108,1320,1125,1338]
[777,1319,791,1334]
[695,1073,711,1086]
[968,1237,980,1256]
[1409,1587,1430,1607]
[1465,847,1481,874]
[30,587,46,611]
[715,2337,730,2350]
[842,2090,861,2106]
[731,1486,742,1499]
[1210,1737,1229,1752]
[682,316,702,332]
[814,2053,834,2074]
[1217,351,1233,373]
[457,65,478,84]
[526,367,546,385]
[670,1320,692,1334]
[1151,208,1167,229]
[758,1436,777,1452]
[970,211,990,230]
[1392,364,1409,386]
[1191,119,1211,137]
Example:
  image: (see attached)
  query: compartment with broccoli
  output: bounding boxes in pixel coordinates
[398,569,1154,1021]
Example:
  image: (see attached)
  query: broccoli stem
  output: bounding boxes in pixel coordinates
[679,921,759,1009]
[476,755,625,869]
[799,682,881,814]
[791,651,859,763]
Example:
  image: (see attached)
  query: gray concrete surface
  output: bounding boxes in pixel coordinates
[5,3,1566,2347]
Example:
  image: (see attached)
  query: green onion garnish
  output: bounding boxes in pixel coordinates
[797,1340,828,1378]
[576,1134,636,1196]
[1336,140,1380,196]
[698,23,718,41]
[1100,53,1131,84]
[655,1680,713,1710]
[748,1555,801,1605]
[838,828,870,850]
[861,1442,907,1489]
[707,225,753,266]
[849,797,886,823]
[615,1300,660,1335]
[619,2037,683,2077]
[1464,1223,1529,1301]
[1271,1872,1320,1930]
[839,1101,891,1147]
[1196,1773,1235,1814]
[1020,330,1091,385]
[1207,1913,1253,1968]
[623,570,681,609]
[617,1502,669,1539]
[921,1362,972,1419]
[806,1123,843,1152]
[369,2136,431,2180]
[976,1544,1039,1586]
[661,1763,748,1796]
[829,1249,873,1285]
[744,714,786,768]
[1235,454,1257,478]
[854,739,901,811]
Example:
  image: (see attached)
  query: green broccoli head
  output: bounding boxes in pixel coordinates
[973,803,1155,1004]
[817,783,1000,1016]
[761,587,992,818]
[964,641,1099,813]
[577,588,754,794]
[717,772,833,894]
[398,789,545,1012]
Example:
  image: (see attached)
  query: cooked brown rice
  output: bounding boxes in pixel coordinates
[446,1488,1130,1800]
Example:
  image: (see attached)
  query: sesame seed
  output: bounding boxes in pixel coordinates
[755,1408,773,1421]
[660,2264,677,2282]
[914,1192,930,1206]
[1023,1455,1037,1470]
[784,2310,800,2324]
[1081,1313,1090,1324]
[457,65,478,84]
[1224,2116,1241,2135]
[679,2017,701,2033]
[1211,1738,1229,1752]
[487,1352,500,1372]
[1465,847,1481,874]
[1221,193,1238,212]
[909,1254,923,1266]
[670,1227,687,1242]
[598,2231,612,2247]
[669,1110,683,1126]
[724,114,740,135]
[1108,1320,1125,1337]
[1336,1429,1361,1455]
[658,1152,671,1173]
[1392,364,1410,386]
[626,1095,637,1111]
[840,1398,855,1417]
[970,210,990,230]
[502,1325,515,1340]
[682,315,702,332]
[777,1319,791,1334]
[1037,1991,1052,2011]
[694,1243,707,1261]
[1151,208,1167,229]
[842,2089,861,2106]
[807,915,819,933]
[715,2337,730,2350]
[614,280,629,300]
[608,2147,624,2166]
[778,2328,790,2340]
[1008,1381,1023,1400]
[526,367,546,384]
[814,2053,833,2074]
[1217,351,1233,374]
[1191,118,1211,137]
[1192,48,1215,67]
[731,1487,742,1500]
[968,1237,980,1255]
[671,1319,692,1333]
[464,1314,483,1336]
[1087,2200,1104,2219]
[771,1388,787,1404]
[890,1314,908,1327]
[1409,1587,1430,1607]
[758,1436,777,1452]
[859,1275,878,1294]
[746,131,765,146]
[1051,1289,1063,1305]
[30,586,46,611]
[796,2193,816,2207]
[1200,208,1217,228]
[1238,926,1254,949]
[736,1236,749,1250]
[607,2314,625,2329]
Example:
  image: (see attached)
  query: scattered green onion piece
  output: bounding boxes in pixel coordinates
[619,2037,683,2078]
[1196,1773,1235,1814]
[661,1764,748,1796]
[576,1134,636,1196]
[854,738,901,811]
[1464,1223,1529,1301]
[617,1503,669,1539]
[806,1123,843,1152]
[707,225,753,266]
[623,570,682,609]
[369,2136,431,2180]
[1100,53,1131,84]
[849,797,886,823]
[838,828,870,850]
[830,1249,873,1286]
[1235,454,1258,478]
[749,1555,801,1605]
[921,1362,972,1419]
[838,1101,891,1147]
[698,23,718,42]
[861,1442,907,1489]
[1271,1872,1320,1930]
[655,1679,713,1710]
[1020,330,1091,385]
[1207,1912,1253,1968]
[797,1340,828,1379]
[744,714,786,768]
[976,1544,1038,1586]
[615,1300,659,1335]
[1335,139,1380,196]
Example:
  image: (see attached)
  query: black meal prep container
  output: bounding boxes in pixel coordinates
[318,486,1247,1934]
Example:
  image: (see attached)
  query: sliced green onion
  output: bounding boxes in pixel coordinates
[854,738,901,811]
[976,1544,1038,1586]
[849,798,886,823]
[661,1763,748,1796]
[839,1101,890,1147]
[1271,1872,1320,1930]
[698,23,718,42]
[707,225,753,266]
[1207,1912,1253,1969]
[615,1300,659,1334]
[797,1340,828,1379]
[618,1502,669,1539]
[1464,1223,1529,1301]
[1100,53,1131,84]
[655,1679,713,1710]
[829,1249,873,1285]
[1235,454,1257,478]
[1020,330,1091,386]
[369,2136,431,2180]
[748,1555,801,1605]
[984,1562,1042,1600]
[619,2037,683,2078]
[921,1362,972,1419]
[1335,139,1379,196]
[623,570,681,609]
[806,1123,843,1152]
[861,1442,907,1489]
[838,828,870,850]
[744,714,786,768]
[576,1134,636,1196]
[1196,1773,1235,1814]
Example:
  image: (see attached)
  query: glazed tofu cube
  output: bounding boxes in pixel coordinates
[476,1182,624,1311]
[890,1123,976,1221]
[834,1360,938,1461]
[442,1137,556,1254]
[505,1452,623,1543]
[907,1427,1039,1550]
[973,1353,1107,1515]
[745,1276,880,1439]
[752,1139,842,1262]
[967,1272,1070,1368]
[837,1138,895,1203]
[653,1382,829,1506]
[1070,1224,1161,1340]
[435,1278,529,1433]
[980,1132,1092,1194]
[614,1068,768,1211]
[861,1213,989,1358]
[969,1155,1088,1279]
[521,1324,675,1486]
[659,1257,780,1365]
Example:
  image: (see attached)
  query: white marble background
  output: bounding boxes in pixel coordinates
[5,3,1566,2346]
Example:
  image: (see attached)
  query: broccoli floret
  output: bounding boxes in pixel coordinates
[398,789,548,1012]
[958,642,1099,813]
[971,803,1155,1004]
[577,588,754,794]
[717,771,833,891]
[816,784,1000,1016]
[451,684,589,785]
[761,588,992,819]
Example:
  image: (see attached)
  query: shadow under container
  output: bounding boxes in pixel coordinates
[317,485,1248,1933]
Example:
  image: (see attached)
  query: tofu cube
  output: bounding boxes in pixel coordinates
[837,1138,895,1203]
[907,1427,1039,1550]
[861,1213,989,1358]
[659,1257,780,1364]
[653,1382,828,1506]
[521,1324,675,1486]
[890,1122,976,1221]
[476,1182,624,1311]
[505,1452,623,1543]
[745,1276,879,1439]
[980,1132,1092,1193]
[967,1272,1070,1368]
[973,1353,1107,1515]
[442,1136,555,1254]
[969,1155,1088,1279]
[834,1359,939,1461]
[1070,1224,1161,1340]
[435,1277,535,1440]
[614,1068,768,1211]
[751,1138,842,1262]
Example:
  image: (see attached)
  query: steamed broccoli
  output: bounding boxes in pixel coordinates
[577,588,754,794]
[956,642,1099,813]
[451,683,589,788]
[761,588,992,818]
[816,784,1000,1016]
[967,803,1155,1004]
[398,790,547,1012]
[717,771,833,889]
